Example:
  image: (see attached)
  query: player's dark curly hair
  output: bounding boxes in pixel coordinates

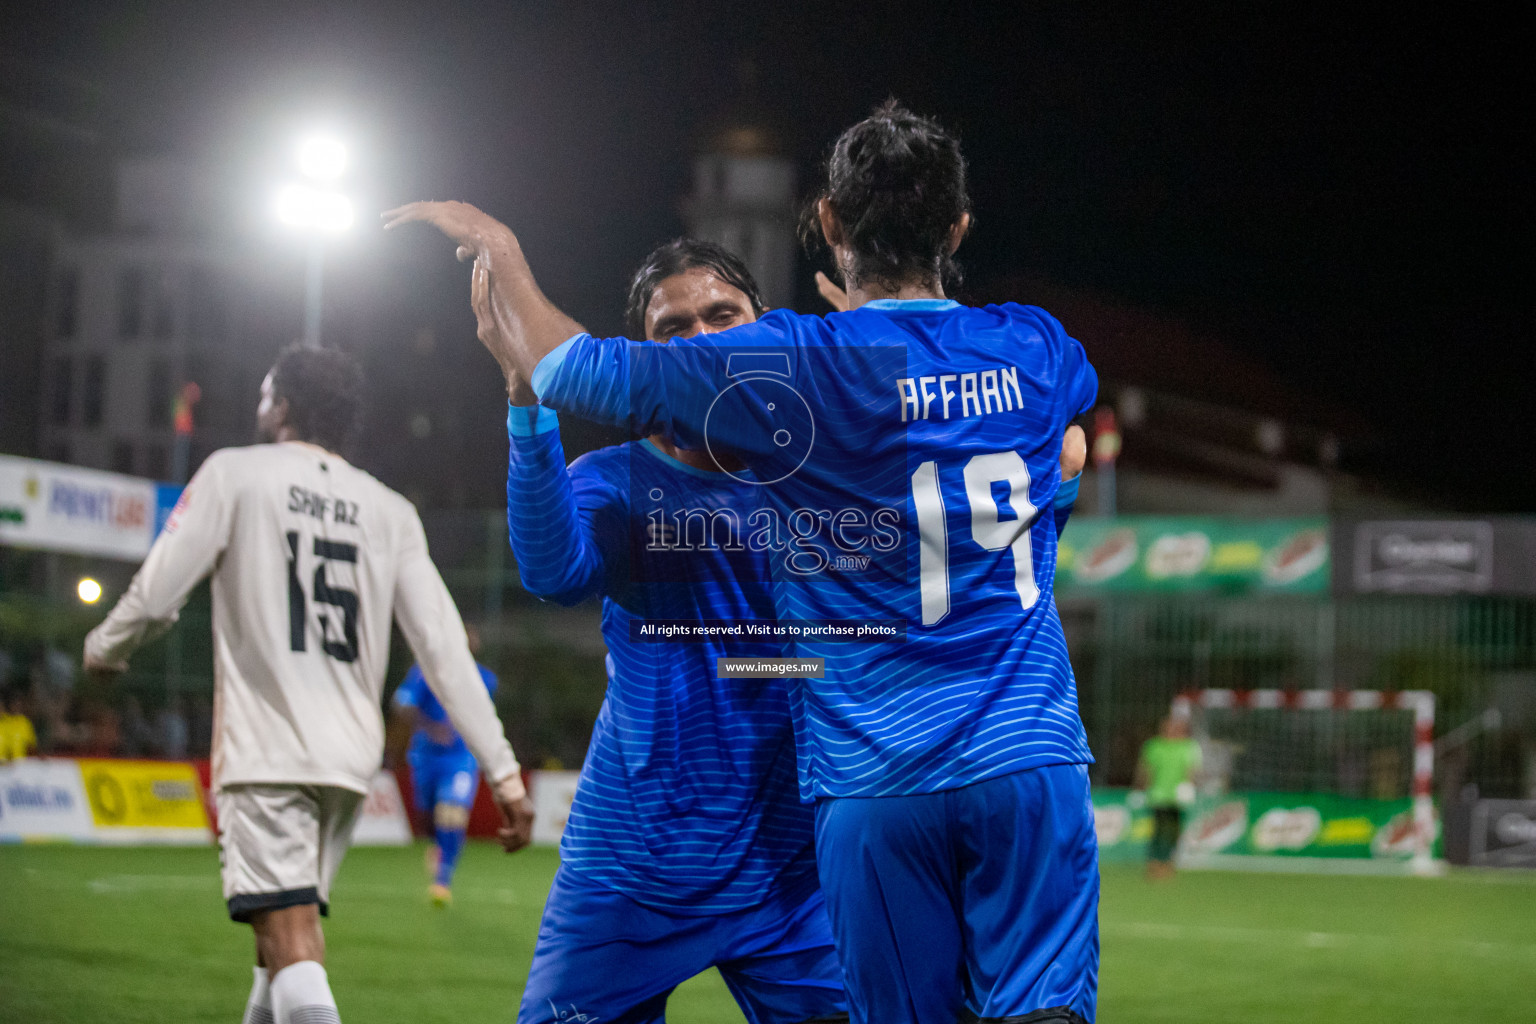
[624,237,767,337]
[268,345,365,453]
[803,99,971,293]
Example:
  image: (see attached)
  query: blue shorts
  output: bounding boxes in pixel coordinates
[814,763,1099,1024]
[518,864,847,1024]
[408,755,478,816]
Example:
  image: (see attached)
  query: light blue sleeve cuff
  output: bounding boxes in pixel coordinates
[1055,473,1081,509]
[530,333,586,398]
[507,403,560,438]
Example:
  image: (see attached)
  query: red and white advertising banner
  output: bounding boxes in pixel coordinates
[351,770,413,846]
[529,769,581,847]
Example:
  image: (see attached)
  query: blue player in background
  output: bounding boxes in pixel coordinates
[391,623,498,907]
[491,240,847,1023]
[391,100,1099,1024]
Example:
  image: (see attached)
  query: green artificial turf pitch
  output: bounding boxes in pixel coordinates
[3,842,1534,1022]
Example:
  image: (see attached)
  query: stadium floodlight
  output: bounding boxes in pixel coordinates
[274,183,355,233]
[77,577,103,604]
[296,135,348,181]
[275,134,354,348]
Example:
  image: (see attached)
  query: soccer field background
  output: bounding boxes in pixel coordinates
[3,842,1534,1023]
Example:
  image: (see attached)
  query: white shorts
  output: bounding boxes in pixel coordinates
[216,784,364,923]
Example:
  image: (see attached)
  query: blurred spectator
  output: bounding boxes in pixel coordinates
[119,695,158,758]
[1134,716,1202,881]
[34,645,77,695]
[188,694,213,757]
[1,688,38,761]
[81,700,120,757]
[28,644,77,751]
[157,696,190,760]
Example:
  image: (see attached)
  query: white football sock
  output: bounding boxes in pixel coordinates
[270,960,341,1024]
[241,966,273,1024]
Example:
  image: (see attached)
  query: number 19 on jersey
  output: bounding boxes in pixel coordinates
[911,450,1041,626]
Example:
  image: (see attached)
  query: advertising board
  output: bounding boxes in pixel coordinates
[529,769,581,847]
[351,770,413,846]
[0,758,95,842]
[1057,518,1328,595]
[1469,799,1536,868]
[1093,788,1440,874]
[75,758,212,844]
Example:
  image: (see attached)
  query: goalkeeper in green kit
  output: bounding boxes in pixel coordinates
[1134,716,1202,880]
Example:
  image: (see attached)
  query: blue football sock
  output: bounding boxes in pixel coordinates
[433,823,467,887]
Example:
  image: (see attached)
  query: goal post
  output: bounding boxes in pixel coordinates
[1167,688,1440,875]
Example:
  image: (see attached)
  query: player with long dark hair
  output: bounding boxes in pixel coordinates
[499,238,846,1023]
[388,101,1100,1024]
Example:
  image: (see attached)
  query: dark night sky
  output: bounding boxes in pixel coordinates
[4,1,1531,507]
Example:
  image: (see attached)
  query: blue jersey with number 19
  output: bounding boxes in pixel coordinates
[534,299,1098,800]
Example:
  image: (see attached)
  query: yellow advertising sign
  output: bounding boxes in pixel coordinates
[76,759,210,830]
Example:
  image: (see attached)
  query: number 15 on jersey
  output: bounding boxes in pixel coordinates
[286,530,361,662]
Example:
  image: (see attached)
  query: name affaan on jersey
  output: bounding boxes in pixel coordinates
[86,442,518,793]
[533,299,1098,800]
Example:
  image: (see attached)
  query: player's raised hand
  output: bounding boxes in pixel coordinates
[472,260,538,404]
[385,198,586,384]
[471,259,492,334]
[492,774,536,853]
[815,270,850,312]
[1061,424,1087,481]
[381,200,508,263]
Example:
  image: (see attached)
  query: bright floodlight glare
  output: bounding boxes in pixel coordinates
[77,578,103,604]
[296,136,348,180]
[275,183,355,233]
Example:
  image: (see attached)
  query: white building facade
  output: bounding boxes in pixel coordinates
[681,125,798,310]
[38,160,288,481]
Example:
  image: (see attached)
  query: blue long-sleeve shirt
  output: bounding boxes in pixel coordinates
[533,299,1099,800]
[506,406,817,914]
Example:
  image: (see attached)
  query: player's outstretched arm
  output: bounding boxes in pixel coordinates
[391,509,533,847]
[388,206,780,455]
[384,681,421,768]
[382,201,581,394]
[505,407,619,605]
[83,454,235,676]
[477,262,620,605]
[1061,424,1087,481]
[815,270,850,312]
[1054,424,1087,534]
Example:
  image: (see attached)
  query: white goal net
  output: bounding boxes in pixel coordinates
[1170,689,1438,873]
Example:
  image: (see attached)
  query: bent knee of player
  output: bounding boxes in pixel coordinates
[252,904,325,972]
[433,802,471,830]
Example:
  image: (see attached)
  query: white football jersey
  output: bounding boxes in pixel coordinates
[86,442,519,794]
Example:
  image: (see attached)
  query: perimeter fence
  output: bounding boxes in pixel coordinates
[6,512,1533,809]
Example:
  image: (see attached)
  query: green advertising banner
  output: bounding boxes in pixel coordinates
[1057,518,1329,595]
[1093,789,1440,871]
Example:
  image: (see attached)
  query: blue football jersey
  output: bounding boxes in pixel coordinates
[534,299,1098,799]
[506,409,818,914]
[394,662,498,763]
